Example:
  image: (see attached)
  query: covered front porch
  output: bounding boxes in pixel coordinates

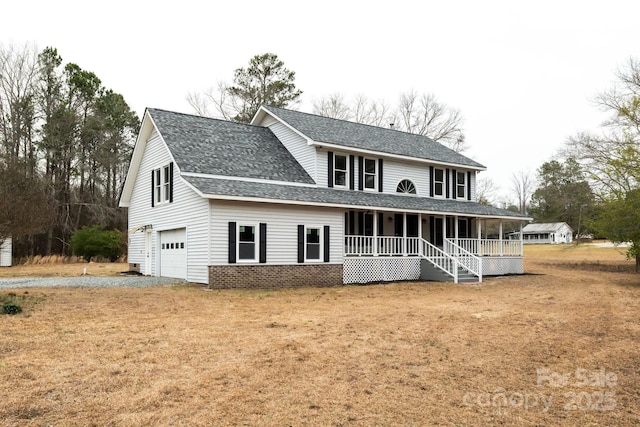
[342,209,526,284]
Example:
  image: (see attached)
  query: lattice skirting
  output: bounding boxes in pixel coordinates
[343,257,421,284]
[482,257,524,275]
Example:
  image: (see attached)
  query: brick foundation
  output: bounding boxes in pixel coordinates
[208,264,343,289]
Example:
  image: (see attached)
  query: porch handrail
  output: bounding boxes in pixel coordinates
[444,238,483,283]
[455,238,523,256]
[419,238,459,283]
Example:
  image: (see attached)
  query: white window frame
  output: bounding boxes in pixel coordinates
[333,153,349,189]
[434,168,445,197]
[154,168,162,204]
[305,226,323,262]
[163,165,171,202]
[154,165,171,205]
[363,158,377,191]
[237,223,258,262]
[456,171,466,198]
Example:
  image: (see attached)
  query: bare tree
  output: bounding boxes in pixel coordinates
[312,90,468,152]
[563,58,640,197]
[475,175,499,206]
[396,90,467,152]
[311,93,352,120]
[510,170,536,214]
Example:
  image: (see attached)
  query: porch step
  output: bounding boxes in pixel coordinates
[419,259,479,283]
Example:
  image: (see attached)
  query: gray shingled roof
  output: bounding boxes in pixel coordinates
[148,108,314,184]
[183,176,529,220]
[261,105,485,169]
[522,222,573,233]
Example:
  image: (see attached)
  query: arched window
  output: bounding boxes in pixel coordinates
[396,179,416,194]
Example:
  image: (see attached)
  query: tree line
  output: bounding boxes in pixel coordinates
[0,43,138,259]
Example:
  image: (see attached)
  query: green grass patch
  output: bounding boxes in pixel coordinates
[0,292,46,315]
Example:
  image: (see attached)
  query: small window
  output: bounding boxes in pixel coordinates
[456,171,466,198]
[154,169,162,204]
[161,243,165,249]
[434,168,444,197]
[180,242,184,249]
[396,179,416,194]
[163,165,171,201]
[334,154,348,187]
[305,227,321,260]
[364,158,377,190]
[153,164,173,205]
[238,225,256,261]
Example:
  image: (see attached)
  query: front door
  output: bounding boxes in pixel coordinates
[430,217,444,247]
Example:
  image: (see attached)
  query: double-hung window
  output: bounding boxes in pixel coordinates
[153,163,173,205]
[238,225,257,261]
[456,171,466,198]
[305,227,322,261]
[364,158,377,191]
[434,168,445,197]
[334,154,348,188]
[154,169,162,204]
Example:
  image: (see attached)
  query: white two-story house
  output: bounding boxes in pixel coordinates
[119,106,530,288]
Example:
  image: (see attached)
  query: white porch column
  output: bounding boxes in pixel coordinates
[520,221,524,256]
[442,215,447,245]
[403,212,407,255]
[499,220,504,256]
[477,218,482,255]
[454,215,459,255]
[373,210,378,256]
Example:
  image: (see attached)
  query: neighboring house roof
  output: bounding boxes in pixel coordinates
[182,175,530,220]
[521,222,573,233]
[148,108,314,184]
[256,105,486,170]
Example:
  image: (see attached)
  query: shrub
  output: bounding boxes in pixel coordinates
[71,226,126,262]
[3,302,22,315]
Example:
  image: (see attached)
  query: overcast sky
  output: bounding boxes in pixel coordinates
[3,0,639,202]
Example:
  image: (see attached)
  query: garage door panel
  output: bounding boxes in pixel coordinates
[160,228,187,279]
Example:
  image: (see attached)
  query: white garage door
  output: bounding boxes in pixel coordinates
[159,228,187,279]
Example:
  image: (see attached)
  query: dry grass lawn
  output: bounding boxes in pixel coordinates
[1,244,639,426]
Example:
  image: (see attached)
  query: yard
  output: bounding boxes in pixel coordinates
[1,244,639,426]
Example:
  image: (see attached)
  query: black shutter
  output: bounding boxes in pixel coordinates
[358,212,364,235]
[151,170,155,207]
[349,211,355,235]
[297,225,304,263]
[378,212,384,235]
[358,156,364,191]
[467,171,472,201]
[445,168,450,199]
[378,159,383,192]
[228,222,237,264]
[259,223,267,263]
[429,166,434,197]
[169,162,174,203]
[452,169,457,199]
[323,226,330,262]
[349,155,355,190]
[327,151,334,188]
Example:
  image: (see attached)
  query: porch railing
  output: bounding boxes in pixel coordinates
[444,238,483,282]
[420,238,459,283]
[454,238,523,256]
[345,236,421,256]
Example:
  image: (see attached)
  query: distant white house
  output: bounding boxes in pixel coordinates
[508,222,573,244]
[0,237,11,267]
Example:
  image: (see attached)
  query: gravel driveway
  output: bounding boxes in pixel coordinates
[0,276,185,289]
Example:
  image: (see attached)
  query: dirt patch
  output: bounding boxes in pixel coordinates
[0,247,639,426]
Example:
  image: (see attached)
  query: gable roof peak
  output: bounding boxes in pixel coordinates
[258,105,485,169]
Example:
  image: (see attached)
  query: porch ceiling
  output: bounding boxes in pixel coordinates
[183,175,531,221]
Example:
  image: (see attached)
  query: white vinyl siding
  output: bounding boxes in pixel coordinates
[383,159,430,195]
[267,122,317,182]
[0,237,11,267]
[127,132,210,284]
[210,201,343,265]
